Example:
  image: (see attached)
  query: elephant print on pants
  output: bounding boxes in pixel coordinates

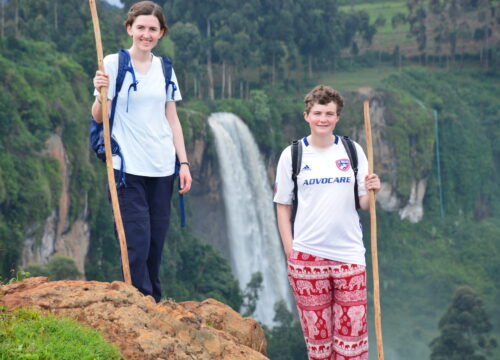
[348,274,365,290]
[303,310,320,337]
[296,280,314,295]
[287,250,368,360]
[347,305,366,336]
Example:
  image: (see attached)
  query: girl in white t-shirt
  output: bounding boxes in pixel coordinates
[91,1,191,302]
[274,85,380,360]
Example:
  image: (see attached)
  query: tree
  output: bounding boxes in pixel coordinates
[392,12,407,30]
[265,300,308,360]
[213,23,234,99]
[1,0,5,38]
[429,0,448,65]
[430,286,497,360]
[169,22,202,98]
[121,0,167,9]
[220,2,260,97]
[241,271,263,317]
[166,0,228,100]
[259,0,295,84]
[295,0,343,79]
[474,0,496,68]
[408,0,428,64]
[341,10,376,64]
[26,256,82,280]
[430,0,467,67]
[159,215,243,310]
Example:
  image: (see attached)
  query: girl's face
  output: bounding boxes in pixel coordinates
[127,15,164,53]
[304,102,340,137]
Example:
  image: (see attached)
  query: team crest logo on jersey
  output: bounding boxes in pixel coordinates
[336,159,350,171]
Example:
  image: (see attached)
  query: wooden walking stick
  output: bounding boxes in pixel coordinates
[364,100,384,360]
[89,0,131,284]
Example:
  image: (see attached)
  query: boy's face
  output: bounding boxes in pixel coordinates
[304,102,340,137]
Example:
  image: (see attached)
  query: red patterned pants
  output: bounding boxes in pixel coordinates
[287,250,369,360]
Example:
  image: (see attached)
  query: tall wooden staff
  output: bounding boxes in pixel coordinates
[364,100,384,360]
[89,0,131,284]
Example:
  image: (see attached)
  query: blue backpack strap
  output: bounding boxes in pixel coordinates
[109,50,137,188]
[90,50,138,189]
[341,136,360,210]
[160,56,177,100]
[115,49,138,114]
[174,157,186,227]
[109,50,126,130]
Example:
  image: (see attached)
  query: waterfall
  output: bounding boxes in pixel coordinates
[208,112,292,325]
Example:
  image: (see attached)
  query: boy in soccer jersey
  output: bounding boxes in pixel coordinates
[274,85,381,360]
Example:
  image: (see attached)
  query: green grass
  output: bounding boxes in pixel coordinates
[0,308,123,360]
[313,65,401,91]
[339,0,494,55]
[340,1,412,52]
[340,1,409,34]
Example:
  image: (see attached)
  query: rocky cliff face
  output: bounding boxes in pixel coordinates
[21,94,430,280]
[20,109,230,279]
[22,132,89,275]
[182,110,231,259]
[188,142,230,259]
[0,277,268,360]
[354,89,428,223]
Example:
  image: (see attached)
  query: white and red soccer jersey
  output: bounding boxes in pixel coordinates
[273,136,368,266]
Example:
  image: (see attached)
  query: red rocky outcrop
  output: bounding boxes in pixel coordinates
[0,277,268,360]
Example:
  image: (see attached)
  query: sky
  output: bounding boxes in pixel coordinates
[104,0,123,8]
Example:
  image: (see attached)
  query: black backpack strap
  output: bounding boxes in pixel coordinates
[291,139,303,235]
[341,136,360,210]
[160,56,177,100]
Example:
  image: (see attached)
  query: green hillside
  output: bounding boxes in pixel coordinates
[0,0,498,359]
[207,66,500,360]
[340,0,499,62]
[0,38,92,276]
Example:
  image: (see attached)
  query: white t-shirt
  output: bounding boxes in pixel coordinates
[94,53,182,176]
[273,136,368,266]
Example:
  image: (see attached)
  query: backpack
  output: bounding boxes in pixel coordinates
[89,49,185,226]
[291,136,359,229]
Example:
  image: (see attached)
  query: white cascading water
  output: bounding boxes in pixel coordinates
[208,112,292,325]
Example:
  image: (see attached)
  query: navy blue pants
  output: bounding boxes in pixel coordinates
[112,171,174,302]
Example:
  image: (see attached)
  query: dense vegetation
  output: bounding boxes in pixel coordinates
[0,0,242,310]
[430,286,497,360]
[0,37,91,277]
[0,1,498,359]
[212,67,500,360]
[405,0,497,64]
[26,255,82,280]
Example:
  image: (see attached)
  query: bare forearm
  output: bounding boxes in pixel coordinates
[92,71,111,123]
[276,203,293,258]
[91,97,103,123]
[360,173,381,211]
[359,195,369,211]
[171,120,188,162]
[166,101,192,193]
[166,102,188,162]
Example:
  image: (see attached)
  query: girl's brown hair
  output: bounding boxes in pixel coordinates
[304,85,344,115]
[124,1,168,36]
